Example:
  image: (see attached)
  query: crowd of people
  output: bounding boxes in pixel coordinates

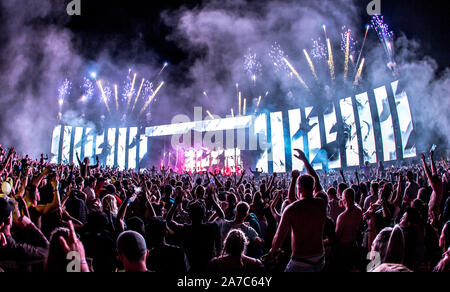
[0,144,449,272]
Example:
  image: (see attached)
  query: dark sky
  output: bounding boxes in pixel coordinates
[67,0,450,73]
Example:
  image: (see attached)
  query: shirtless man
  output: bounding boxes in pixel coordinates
[335,188,363,271]
[270,153,327,272]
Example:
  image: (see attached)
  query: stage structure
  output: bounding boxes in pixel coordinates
[50,81,416,173]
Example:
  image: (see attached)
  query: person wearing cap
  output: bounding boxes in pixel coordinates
[0,197,49,271]
[116,230,150,272]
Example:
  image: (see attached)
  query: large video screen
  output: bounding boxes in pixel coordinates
[391,81,416,158]
[323,104,342,169]
[270,112,286,173]
[50,81,417,172]
[374,86,396,161]
[340,97,359,167]
[355,92,377,164]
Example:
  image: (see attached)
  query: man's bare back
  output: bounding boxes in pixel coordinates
[285,197,327,258]
[336,205,363,245]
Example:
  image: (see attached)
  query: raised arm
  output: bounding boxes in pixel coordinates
[430,150,438,176]
[270,190,283,223]
[76,152,83,167]
[293,149,323,193]
[0,148,14,176]
[340,169,347,184]
[270,206,291,253]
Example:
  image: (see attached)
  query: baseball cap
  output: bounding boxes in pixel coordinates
[0,197,15,222]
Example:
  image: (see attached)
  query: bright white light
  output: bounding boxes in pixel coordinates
[90,72,97,79]
[59,99,64,106]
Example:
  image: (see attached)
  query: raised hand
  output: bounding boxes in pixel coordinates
[291,169,300,179]
[293,149,307,161]
[58,221,87,270]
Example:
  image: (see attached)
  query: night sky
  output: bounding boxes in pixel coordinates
[67,0,450,74]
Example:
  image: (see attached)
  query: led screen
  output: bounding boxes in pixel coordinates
[62,126,72,164]
[116,128,126,169]
[270,112,286,173]
[305,106,322,170]
[374,86,396,161]
[84,128,94,161]
[323,104,342,169]
[355,92,377,164]
[339,98,359,167]
[128,127,138,170]
[51,126,61,163]
[107,128,116,167]
[288,108,305,171]
[72,127,83,164]
[391,81,416,158]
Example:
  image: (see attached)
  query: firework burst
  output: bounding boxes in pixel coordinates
[244,48,262,83]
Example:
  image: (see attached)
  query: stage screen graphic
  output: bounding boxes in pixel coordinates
[84,128,94,161]
[51,126,61,163]
[117,128,127,170]
[288,109,305,171]
[355,92,377,164]
[72,127,83,164]
[391,81,416,158]
[50,81,418,172]
[62,126,72,164]
[107,128,116,167]
[128,127,138,170]
[139,135,148,170]
[324,105,342,169]
[305,106,322,170]
[254,114,269,173]
[374,86,396,161]
[270,112,286,173]
[339,98,359,167]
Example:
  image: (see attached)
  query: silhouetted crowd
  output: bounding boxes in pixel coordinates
[0,145,449,272]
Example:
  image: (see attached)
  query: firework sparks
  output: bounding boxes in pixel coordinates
[254,96,262,114]
[231,108,235,118]
[244,48,262,83]
[326,38,335,82]
[356,25,370,71]
[371,15,395,64]
[343,29,350,82]
[126,73,137,109]
[203,91,209,99]
[311,37,327,61]
[238,92,242,116]
[282,58,310,91]
[158,62,168,76]
[354,58,365,86]
[131,78,145,113]
[58,79,72,106]
[206,110,215,120]
[114,84,119,112]
[96,80,112,114]
[82,77,94,101]
[243,98,247,116]
[323,25,328,40]
[269,42,289,73]
[303,49,318,81]
[139,81,165,117]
